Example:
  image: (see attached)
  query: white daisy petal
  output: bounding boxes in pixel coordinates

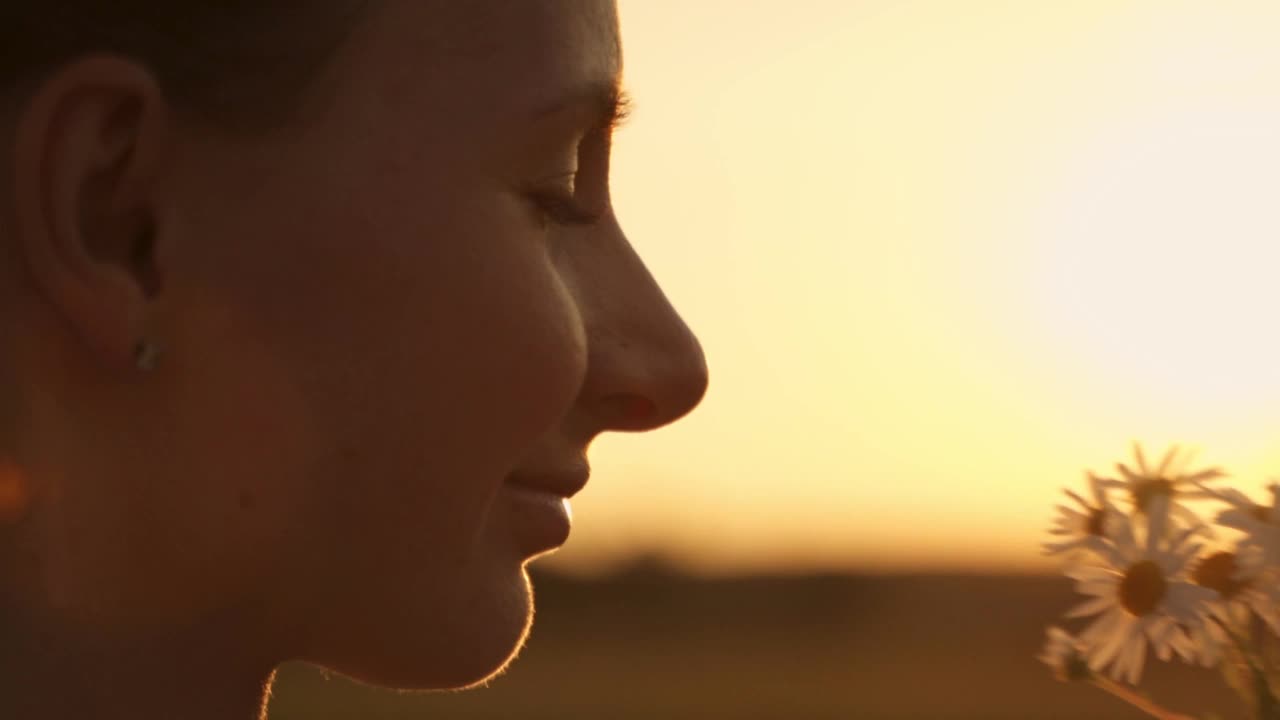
[1146,495,1170,551]
[1184,468,1226,483]
[1133,443,1150,476]
[1046,484,1123,572]
[1108,623,1140,682]
[1164,583,1218,622]
[1039,627,1092,680]
[1218,508,1262,533]
[1075,578,1118,597]
[1081,607,1126,647]
[1126,632,1147,685]
[1153,629,1175,661]
[1112,516,1138,554]
[1170,502,1209,535]
[1055,504,1086,521]
[1066,565,1117,583]
[1169,526,1201,554]
[1088,474,1109,505]
[1066,594,1114,618]
[1173,624,1201,664]
[1167,544,1203,576]
[1097,541,1129,569]
[1179,487,1216,500]
[1116,464,1140,485]
[1155,446,1179,477]
[1052,452,1228,686]
[1205,487,1255,507]
[1079,535,1116,557]
[1088,614,1132,671]
[1063,491,1090,509]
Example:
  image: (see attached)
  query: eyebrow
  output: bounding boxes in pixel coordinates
[534,79,635,131]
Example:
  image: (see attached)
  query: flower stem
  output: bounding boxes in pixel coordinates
[1210,615,1280,718]
[1213,614,1263,668]
[1089,676,1197,720]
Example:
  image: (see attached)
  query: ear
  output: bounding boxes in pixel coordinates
[10,55,171,375]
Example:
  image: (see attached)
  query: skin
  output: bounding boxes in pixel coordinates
[0,1,708,718]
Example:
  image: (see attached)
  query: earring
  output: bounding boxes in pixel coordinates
[134,339,162,372]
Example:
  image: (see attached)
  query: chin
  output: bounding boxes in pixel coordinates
[311,563,536,691]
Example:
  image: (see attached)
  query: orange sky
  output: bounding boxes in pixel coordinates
[542,0,1280,576]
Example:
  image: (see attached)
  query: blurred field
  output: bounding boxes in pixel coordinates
[265,560,1241,719]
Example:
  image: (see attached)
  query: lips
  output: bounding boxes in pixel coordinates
[505,459,590,498]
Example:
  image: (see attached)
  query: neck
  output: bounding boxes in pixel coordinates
[0,599,280,720]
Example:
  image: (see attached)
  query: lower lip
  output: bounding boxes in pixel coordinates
[503,483,572,553]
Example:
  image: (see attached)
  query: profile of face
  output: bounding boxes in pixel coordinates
[0,0,706,694]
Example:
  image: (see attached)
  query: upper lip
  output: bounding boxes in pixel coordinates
[506,460,590,498]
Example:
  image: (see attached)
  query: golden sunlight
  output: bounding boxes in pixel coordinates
[540,0,1280,576]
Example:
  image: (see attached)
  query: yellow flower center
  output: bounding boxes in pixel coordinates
[1193,551,1247,600]
[1119,560,1166,616]
[1132,478,1174,513]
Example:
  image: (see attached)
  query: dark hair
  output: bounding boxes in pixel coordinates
[0,1,371,133]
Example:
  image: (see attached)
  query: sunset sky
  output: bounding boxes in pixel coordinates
[544,0,1280,576]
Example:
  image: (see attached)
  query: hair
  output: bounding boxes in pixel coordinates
[0,1,372,134]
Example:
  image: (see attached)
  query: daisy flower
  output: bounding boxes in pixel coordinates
[1038,626,1091,682]
[1201,481,1280,568]
[1065,494,1218,684]
[1044,472,1124,564]
[1184,544,1280,665]
[1106,442,1225,534]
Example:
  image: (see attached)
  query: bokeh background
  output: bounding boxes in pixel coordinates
[268,1,1280,717]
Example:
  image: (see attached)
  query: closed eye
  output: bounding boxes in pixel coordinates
[523,185,604,228]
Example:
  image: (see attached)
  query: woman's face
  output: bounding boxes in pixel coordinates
[6,0,706,690]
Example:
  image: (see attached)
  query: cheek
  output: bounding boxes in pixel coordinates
[169,132,588,675]
[195,174,588,571]
[120,294,321,618]
[22,296,322,628]
[289,188,588,482]
[256,185,587,680]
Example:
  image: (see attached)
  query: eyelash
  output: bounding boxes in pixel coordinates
[524,184,603,229]
[524,112,625,230]
[609,91,636,132]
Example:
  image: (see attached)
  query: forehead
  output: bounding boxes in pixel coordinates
[362,0,621,120]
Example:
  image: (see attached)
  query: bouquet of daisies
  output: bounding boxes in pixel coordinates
[1040,444,1280,720]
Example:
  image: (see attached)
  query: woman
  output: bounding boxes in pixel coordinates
[0,1,709,718]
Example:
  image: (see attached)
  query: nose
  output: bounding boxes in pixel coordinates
[591,320,708,433]
[574,232,709,434]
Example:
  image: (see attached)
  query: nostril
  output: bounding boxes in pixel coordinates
[606,395,657,427]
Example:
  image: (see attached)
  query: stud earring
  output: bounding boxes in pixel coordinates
[134,339,162,372]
